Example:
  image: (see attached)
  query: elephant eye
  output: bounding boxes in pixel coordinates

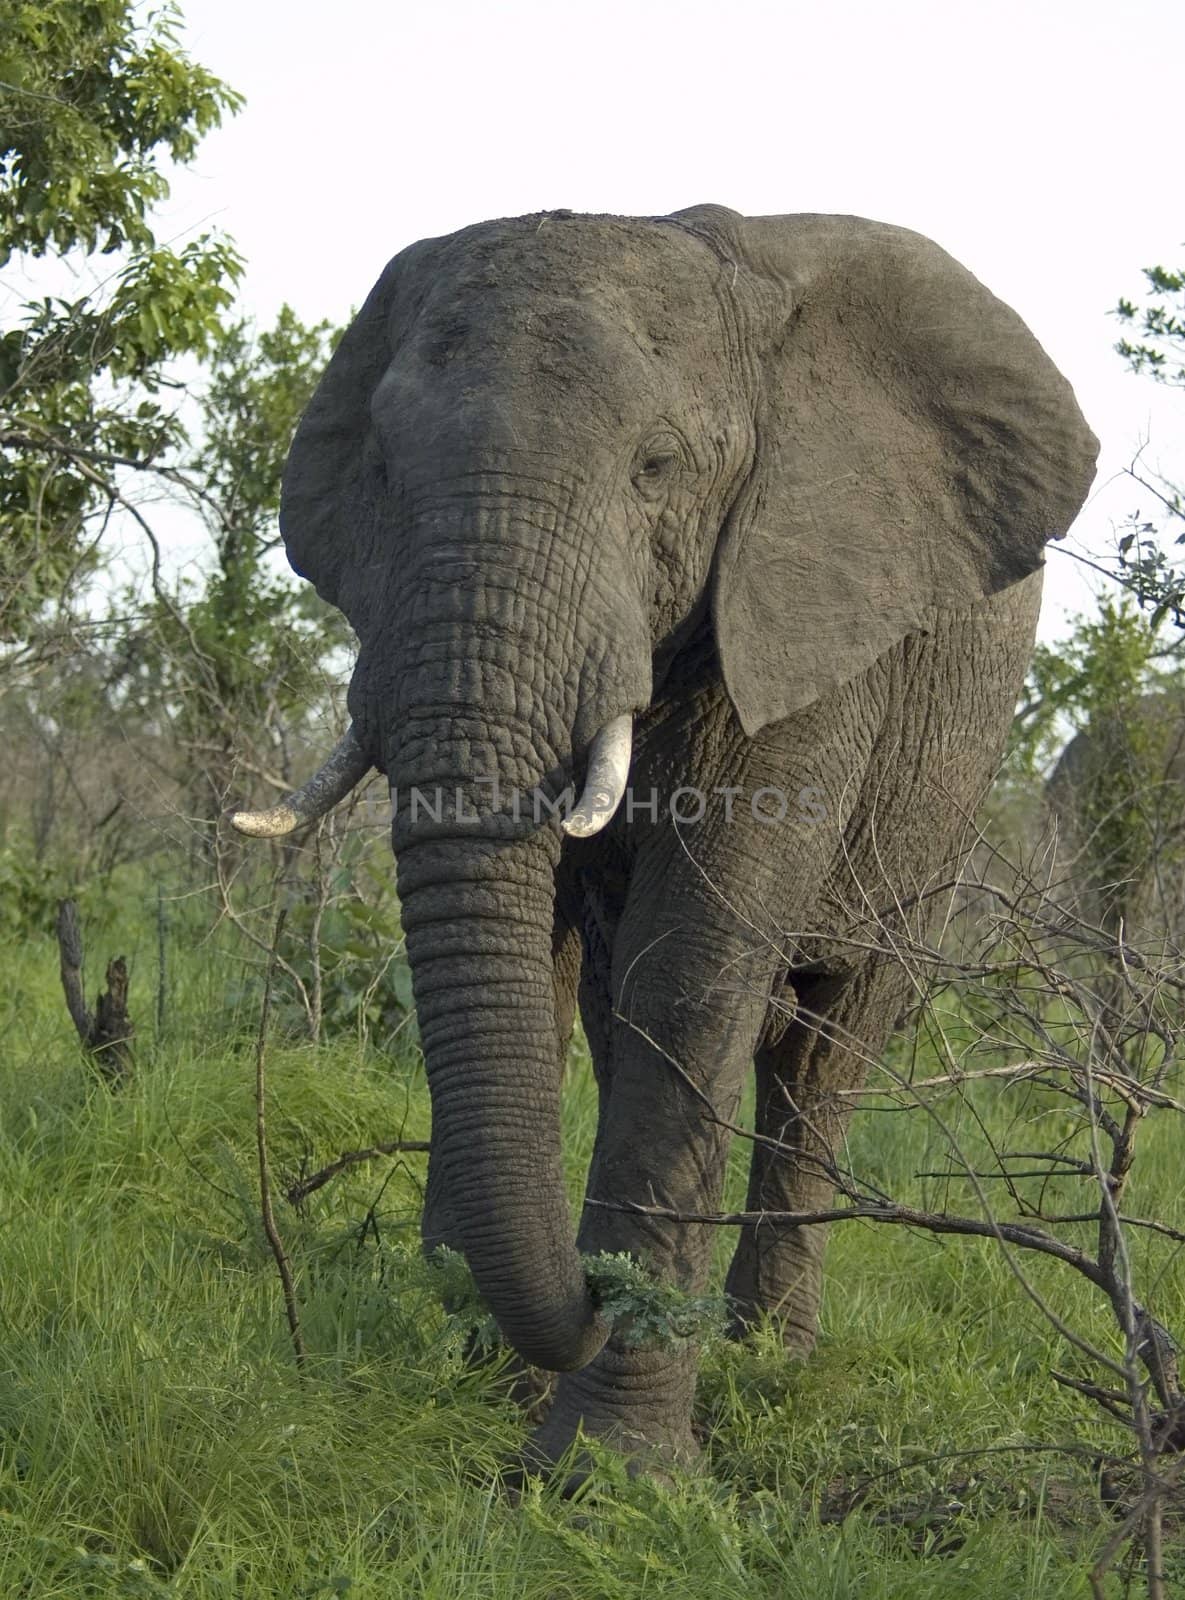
[632,435,686,491]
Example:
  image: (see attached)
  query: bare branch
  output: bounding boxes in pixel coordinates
[254,909,305,1371]
[285,1140,431,1207]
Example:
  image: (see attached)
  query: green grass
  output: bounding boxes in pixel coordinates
[1,878,1181,1596]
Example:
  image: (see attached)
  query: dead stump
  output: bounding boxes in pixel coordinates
[55,898,134,1084]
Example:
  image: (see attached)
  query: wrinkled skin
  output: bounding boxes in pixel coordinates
[276,206,1098,1475]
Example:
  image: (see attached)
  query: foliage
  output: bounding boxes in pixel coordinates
[429,1246,730,1355]
[175,308,348,718]
[0,303,351,909]
[278,850,414,1045]
[0,845,57,935]
[191,306,338,547]
[1116,265,1185,389]
[1114,525,1185,632]
[0,1,241,261]
[1009,597,1166,778]
[585,1251,730,1350]
[0,0,244,633]
[1,5,350,868]
[110,308,347,770]
[427,1245,504,1353]
[996,264,1185,928]
[1107,263,1185,629]
[1008,601,1185,956]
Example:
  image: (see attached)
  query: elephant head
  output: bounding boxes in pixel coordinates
[234,207,1097,1372]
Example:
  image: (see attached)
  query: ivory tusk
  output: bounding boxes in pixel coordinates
[562,714,633,838]
[229,724,372,838]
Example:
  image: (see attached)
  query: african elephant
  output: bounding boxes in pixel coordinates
[1045,692,1185,962]
[231,206,1097,1475]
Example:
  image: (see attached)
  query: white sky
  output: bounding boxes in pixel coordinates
[156,0,1184,639]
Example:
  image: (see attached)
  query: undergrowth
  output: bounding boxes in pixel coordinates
[0,872,1180,1596]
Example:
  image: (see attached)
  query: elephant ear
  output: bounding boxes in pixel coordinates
[688,209,1099,736]
[279,237,439,641]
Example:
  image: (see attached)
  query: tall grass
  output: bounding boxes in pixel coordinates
[1,875,1177,1596]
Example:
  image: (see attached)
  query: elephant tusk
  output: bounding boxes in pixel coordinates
[229,724,373,838]
[562,714,633,838]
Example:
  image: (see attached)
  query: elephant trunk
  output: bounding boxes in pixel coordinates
[396,814,608,1373]
[373,485,647,1371]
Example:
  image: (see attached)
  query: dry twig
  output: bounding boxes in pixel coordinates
[285,1139,431,1207]
[254,908,306,1370]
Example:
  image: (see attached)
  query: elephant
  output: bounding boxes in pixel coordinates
[231,206,1097,1477]
[1045,691,1185,966]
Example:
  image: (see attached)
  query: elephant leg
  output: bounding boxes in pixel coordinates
[526,910,777,1476]
[724,960,913,1355]
[552,912,583,1068]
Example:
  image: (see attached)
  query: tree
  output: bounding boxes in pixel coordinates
[0,0,244,636]
[991,271,1185,990]
[1004,262,1185,785]
[113,307,349,818]
[1010,597,1168,778]
[0,299,358,920]
[0,6,390,1048]
[1117,265,1185,389]
[1,5,353,875]
[1111,265,1185,628]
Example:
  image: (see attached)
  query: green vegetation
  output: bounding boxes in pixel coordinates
[1015,597,1166,779]
[1,1,343,802]
[1015,600,1185,910]
[1109,261,1185,627]
[583,1252,729,1350]
[0,0,244,631]
[2,877,1180,1597]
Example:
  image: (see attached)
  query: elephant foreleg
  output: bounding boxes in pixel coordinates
[725,961,912,1355]
[551,912,583,1069]
[526,915,777,1476]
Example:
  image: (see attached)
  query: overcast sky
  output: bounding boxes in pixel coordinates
[158,0,1185,636]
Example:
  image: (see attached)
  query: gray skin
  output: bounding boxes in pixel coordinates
[277,206,1098,1474]
[1045,693,1185,958]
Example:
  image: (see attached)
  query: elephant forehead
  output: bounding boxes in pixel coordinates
[415,290,658,367]
[444,213,702,281]
[390,296,696,445]
[418,219,725,341]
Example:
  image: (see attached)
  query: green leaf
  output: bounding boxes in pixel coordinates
[0,1,245,630]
